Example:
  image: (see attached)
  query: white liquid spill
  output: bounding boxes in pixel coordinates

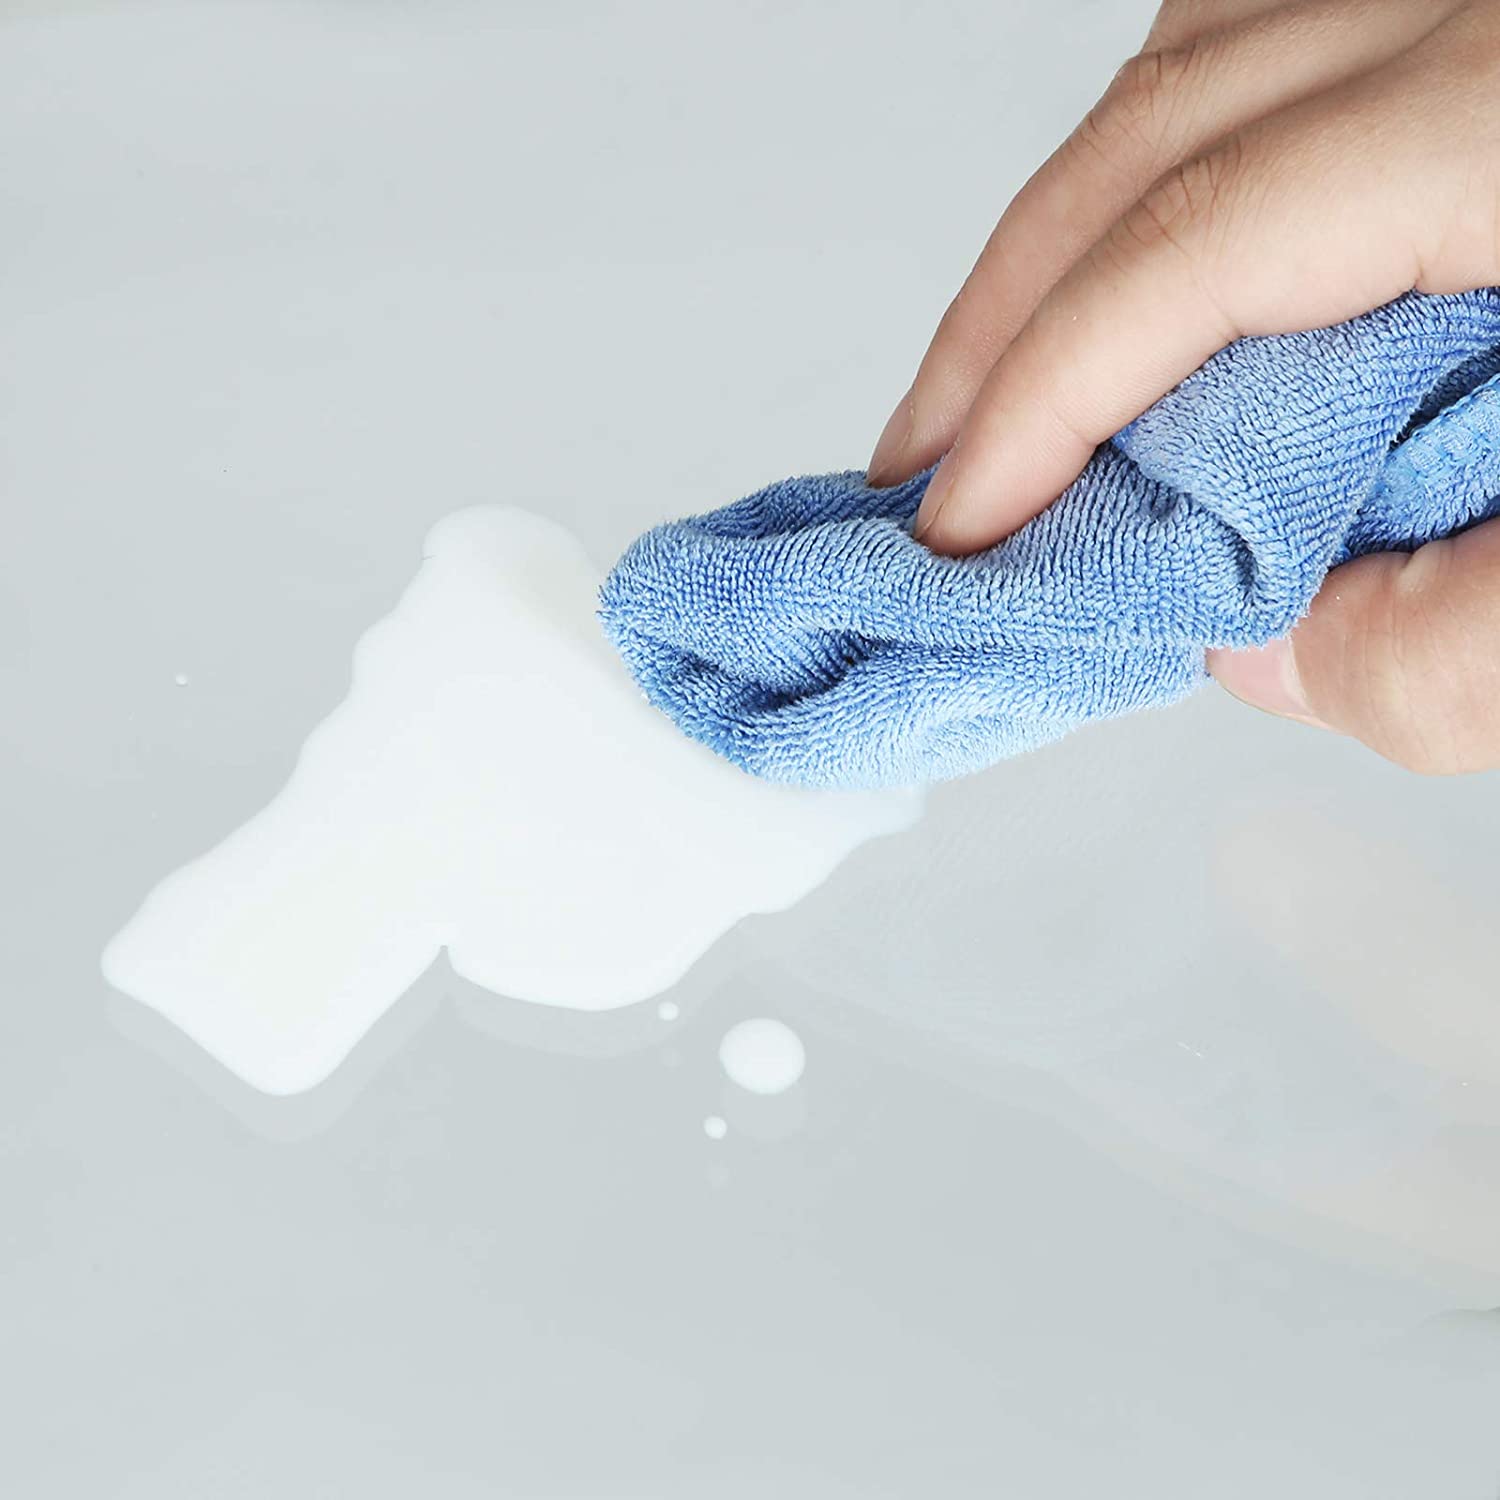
[703,1116,728,1140]
[718,1017,806,1095]
[657,1001,680,1023]
[103,508,921,1096]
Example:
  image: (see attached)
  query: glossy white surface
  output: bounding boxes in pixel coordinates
[5,2,1499,1494]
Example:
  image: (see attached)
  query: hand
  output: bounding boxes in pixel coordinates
[866,0,1500,771]
[1207,524,1500,773]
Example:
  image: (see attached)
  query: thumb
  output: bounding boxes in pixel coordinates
[1207,519,1500,776]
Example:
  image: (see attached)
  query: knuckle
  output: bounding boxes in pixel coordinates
[1108,48,1169,115]
[1125,142,1244,258]
[1118,168,1196,257]
[1110,46,1194,121]
[1072,45,1196,162]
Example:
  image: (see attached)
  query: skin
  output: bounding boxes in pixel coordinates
[867,0,1500,773]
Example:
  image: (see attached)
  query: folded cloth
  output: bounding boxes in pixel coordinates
[599,290,1500,789]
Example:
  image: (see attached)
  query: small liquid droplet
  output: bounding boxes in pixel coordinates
[703,1115,727,1141]
[173,673,189,687]
[719,1017,805,1096]
[657,1000,680,1022]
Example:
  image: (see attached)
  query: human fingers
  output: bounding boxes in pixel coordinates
[866,0,1460,488]
[1209,518,1500,774]
[911,7,1500,553]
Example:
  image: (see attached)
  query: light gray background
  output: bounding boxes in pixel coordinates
[5,2,1500,1495]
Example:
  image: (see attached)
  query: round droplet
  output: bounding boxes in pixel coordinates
[718,1018,805,1096]
[173,673,189,687]
[657,1000,680,1022]
[702,1115,727,1140]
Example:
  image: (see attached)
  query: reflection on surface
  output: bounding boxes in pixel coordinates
[1218,805,1500,1274]
[1219,805,1500,1091]
[744,722,1500,1287]
[104,981,445,1144]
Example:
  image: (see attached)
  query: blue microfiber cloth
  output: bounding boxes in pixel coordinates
[600,290,1500,789]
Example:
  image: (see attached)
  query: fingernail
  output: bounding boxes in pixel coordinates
[1206,638,1324,726]
[867,391,913,487]
[912,457,954,543]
